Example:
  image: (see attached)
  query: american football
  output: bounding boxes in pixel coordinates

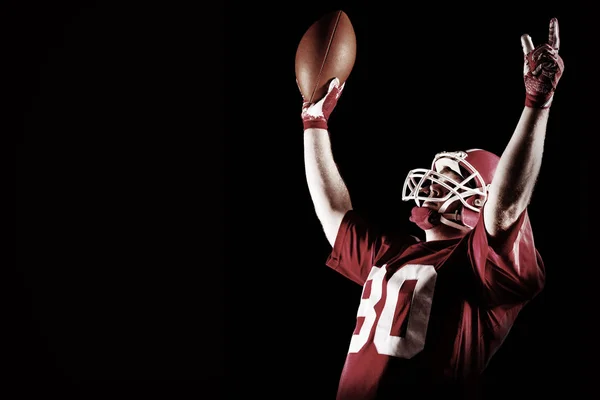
[295,10,357,103]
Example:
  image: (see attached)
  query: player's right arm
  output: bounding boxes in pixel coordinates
[301,78,352,246]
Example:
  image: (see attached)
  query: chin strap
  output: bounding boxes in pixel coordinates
[410,206,473,233]
[439,212,471,232]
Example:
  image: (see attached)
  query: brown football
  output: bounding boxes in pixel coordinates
[295,10,357,103]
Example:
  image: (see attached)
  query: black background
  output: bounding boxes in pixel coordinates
[9,1,596,399]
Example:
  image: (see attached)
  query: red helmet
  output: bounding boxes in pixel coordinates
[402,149,500,231]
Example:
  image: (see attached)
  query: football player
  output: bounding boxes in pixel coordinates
[300,18,564,399]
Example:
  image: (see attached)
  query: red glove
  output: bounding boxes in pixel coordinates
[521,18,564,109]
[300,78,345,130]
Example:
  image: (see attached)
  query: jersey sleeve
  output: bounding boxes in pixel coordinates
[325,210,417,286]
[468,209,545,305]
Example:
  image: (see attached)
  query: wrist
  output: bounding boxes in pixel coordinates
[525,95,554,109]
[303,118,328,130]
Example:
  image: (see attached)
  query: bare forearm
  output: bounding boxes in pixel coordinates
[304,128,352,245]
[485,107,549,235]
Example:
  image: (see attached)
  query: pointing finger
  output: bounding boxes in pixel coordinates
[521,34,534,55]
[548,17,560,50]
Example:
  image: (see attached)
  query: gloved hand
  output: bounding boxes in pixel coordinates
[300,77,345,130]
[521,17,564,109]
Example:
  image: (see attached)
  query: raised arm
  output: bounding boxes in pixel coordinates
[302,78,352,246]
[484,18,564,238]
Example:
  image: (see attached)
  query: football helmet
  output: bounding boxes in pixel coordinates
[402,149,500,231]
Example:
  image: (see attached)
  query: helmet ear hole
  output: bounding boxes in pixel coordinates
[466,196,484,209]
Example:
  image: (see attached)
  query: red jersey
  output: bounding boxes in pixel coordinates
[326,210,545,399]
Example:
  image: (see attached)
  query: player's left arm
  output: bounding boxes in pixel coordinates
[484,18,564,239]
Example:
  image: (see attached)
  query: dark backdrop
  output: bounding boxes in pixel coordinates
[9,1,595,399]
[9,1,223,397]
